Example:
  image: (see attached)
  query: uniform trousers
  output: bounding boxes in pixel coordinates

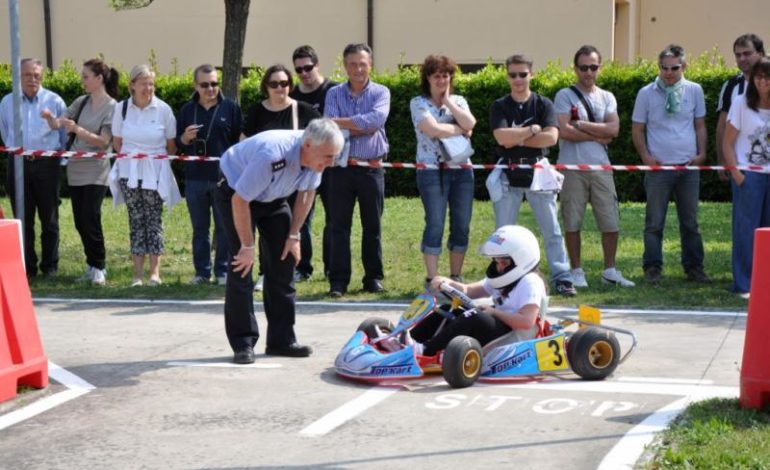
[216,181,297,352]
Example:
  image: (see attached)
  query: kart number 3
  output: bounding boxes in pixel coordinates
[535,336,569,371]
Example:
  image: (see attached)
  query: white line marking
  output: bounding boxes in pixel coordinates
[32,297,746,317]
[0,361,95,431]
[166,361,282,369]
[300,386,400,436]
[616,376,714,385]
[486,379,737,398]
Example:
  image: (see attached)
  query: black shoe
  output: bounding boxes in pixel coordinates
[363,279,385,293]
[43,269,57,281]
[265,342,313,358]
[686,266,713,283]
[644,266,663,284]
[554,280,577,297]
[328,285,346,297]
[294,271,311,282]
[233,348,255,364]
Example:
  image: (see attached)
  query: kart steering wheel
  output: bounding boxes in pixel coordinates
[438,281,478,310]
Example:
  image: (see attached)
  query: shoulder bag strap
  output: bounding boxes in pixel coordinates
[65,95,90,150]
[569,86,597,123]
[291,100,299,130]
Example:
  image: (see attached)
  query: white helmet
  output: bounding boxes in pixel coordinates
[478,225,540,289]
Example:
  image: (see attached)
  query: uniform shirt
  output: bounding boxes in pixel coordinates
[554,86,617,165]
[0,87,66,150]
[726,94,770,168]
[631,78,706,164]
[324,80,390,158]
[410,94,472,164]
[220,129,322,203]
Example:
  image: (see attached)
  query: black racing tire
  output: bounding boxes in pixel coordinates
[442,336,483,388]
[356,317,394,340]
[567,327,620,380]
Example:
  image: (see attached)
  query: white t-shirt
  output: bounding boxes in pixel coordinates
[112,96,176,189]
[482,272,546,315]
[554,86,617,165]
[726,94,770,168]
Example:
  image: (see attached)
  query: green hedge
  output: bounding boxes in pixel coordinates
[0,54,736,201]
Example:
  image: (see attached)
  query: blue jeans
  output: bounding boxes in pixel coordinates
[643,171,704,271]
[492,182,571,283]
[186,179,229,278]
[417,169,474,255]
[731,171,770,293]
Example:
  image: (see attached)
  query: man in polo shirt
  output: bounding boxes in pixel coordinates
[716,34,765,180]
[324,43,390,297]
[177,64,242,286]
[632,44,710,284]
[0,58,66,279]
[216,118,343,363]
[289,45,338,282]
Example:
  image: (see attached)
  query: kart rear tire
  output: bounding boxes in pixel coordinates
[442,336,483,389]
[356,317,394,340]
[567,327,620,380]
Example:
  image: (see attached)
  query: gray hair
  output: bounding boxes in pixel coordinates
[129,64,154,83]
[21,58,43,69]
[659,44,687,64]
[302,118,344,152]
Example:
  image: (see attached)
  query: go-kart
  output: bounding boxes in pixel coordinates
[334,282,636,388]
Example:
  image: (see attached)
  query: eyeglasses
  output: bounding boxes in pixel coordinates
[198,81,219,89]
[295,64,316,74]
[659,64,683,72]
[755,74,770,82]
[507,72,529,79]
[577,64,600,72]
[267,80,291,89]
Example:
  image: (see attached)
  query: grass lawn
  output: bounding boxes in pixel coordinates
[643,398,770,469]
[0,195,745,309]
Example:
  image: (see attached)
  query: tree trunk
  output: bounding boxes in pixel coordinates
[222,0,250,104]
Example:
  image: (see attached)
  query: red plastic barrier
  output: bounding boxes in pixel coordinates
[0,220,48,403]
[740,228,770,409]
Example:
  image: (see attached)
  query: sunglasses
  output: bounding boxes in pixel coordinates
[295,64,316,74]
[577,64,600,72]
[507,72,529,79]
[268,80,291,89]
[198,81,219,89]
[659,65,682,72]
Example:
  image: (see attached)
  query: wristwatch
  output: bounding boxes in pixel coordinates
[288,232,301,241]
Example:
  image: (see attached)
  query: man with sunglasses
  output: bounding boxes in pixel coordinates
[554,45,633,289]
[716,34,765,181]
[324,43,390,297]
[632,44,711,285]
[488,53,577,297]
[289,45,338,282]
[176,64,243,286]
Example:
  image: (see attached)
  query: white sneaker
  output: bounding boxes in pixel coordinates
[77,266,94,283]
[254,275,264,292]
[571,268,588,288]
[217,275,227,286]
[602,268,635,287]
[91,268,106,286]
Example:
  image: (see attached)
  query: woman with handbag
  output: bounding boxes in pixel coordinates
[242,64,320,291]
[109,64,180,287]
[42,58,119,286]
[409,55,476,290]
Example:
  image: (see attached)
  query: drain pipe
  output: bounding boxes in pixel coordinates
[43,0,53,69]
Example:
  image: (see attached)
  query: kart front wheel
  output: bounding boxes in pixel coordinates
[442,336,483,388]
[567,327,620,380]
[356,317,394,340]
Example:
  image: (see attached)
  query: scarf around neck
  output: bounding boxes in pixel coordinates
[656,76,684,115]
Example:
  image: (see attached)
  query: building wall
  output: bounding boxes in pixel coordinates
[0,0,768,75]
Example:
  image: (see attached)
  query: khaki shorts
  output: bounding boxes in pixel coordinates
[559,170,619,232]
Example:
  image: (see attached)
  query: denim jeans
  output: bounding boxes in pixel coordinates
[492,181,571,283]
[731,171,770,293]
[186,179,229,278]
[416,169,474,255]
[643,171,704,271]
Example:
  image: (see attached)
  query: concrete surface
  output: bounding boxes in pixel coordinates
[0,300,746,470]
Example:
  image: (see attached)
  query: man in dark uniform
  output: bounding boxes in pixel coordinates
[216,118,344,364]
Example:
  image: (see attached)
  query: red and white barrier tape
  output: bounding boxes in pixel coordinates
[2,147,768,172]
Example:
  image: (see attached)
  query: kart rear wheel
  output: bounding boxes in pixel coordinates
[442,336,483,388]
[356,317,394,340]
[567,327,620,380]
